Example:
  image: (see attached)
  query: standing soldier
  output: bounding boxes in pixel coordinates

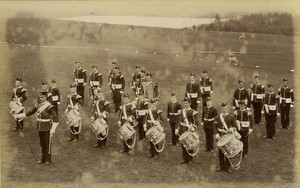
[250,75,265,124]
[144,98,163,159]
[132,65,142,95]
[214,102,238,174]
[136,69,146,96]
[135,91,148,140]
[185,73,201,111]
[65,83,84,143]
[89,65,103,99]
[91,88,110,148]
[199,70,213,107]
[108,61,117,89]
[11,77,27,131]
[176,97,199,165]
[111,66,125,112]
[16,91,59,166]
[142,73,159,100]
[118,94,137,155]
[167,92,181,146]
[41,81,53,103]
[233,80,250,111]
[74,61,87,102]
[263,84,280,140]
[278,78,294,129]
[234,101,253,159]
[202,97,218,153]
[49,79,61,116]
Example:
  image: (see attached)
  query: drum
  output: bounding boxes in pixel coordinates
[146,126,165,145]
[9,101,24,114]
[63,109,81,127]
[117,122,135,141]
[217,133,243,158]
[179,131,200,151]
[90,118,108,135]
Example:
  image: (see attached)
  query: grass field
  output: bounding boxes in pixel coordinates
[0,16,297,187]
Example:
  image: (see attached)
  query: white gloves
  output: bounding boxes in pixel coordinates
[118,121,121,126]
[143,124,147,132]
[120,91,124,94]
[197,100,201,104]
[91,116,95,121]
[277,113,280,117]
[167,118,170,122]
[248,129,253,134]
[175,129,179,135]
[50,122,59,134]
[228,127,235,134]
[215,134,221,140]
[261,111,264,114]
[291,104,294,108]
[16,113,26,119]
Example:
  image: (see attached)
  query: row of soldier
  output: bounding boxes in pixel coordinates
[10,61,294,174]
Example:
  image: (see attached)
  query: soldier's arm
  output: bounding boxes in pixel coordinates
[57,88,61,103]
[25,106,38,117]
[210,78,213,92]
[291,89,294,105]
[21,89,27,103]
[99,74,103,87]
[158,110,163,124]
[104,101,111,115]
[121,76,125,91]
[83,69,87,84]
[77,97,84,108]
[193,111,199,127]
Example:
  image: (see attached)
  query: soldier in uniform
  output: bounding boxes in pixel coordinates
[185,73,201,111]
[234,101,253,158]
[167,92,181,146]
[108,61,117,87]
[11,77,27,131]
[142,73,159,100]
[118,94,137,154]
[65,83,84,143]
[41,81,53,103]
[250,75,265,124]
[73,61,87,102]
[136,69,146,96]
[263,84,280,140]
[16,91,59,166]
[132,65,142,95]
[91,88,110,148]
[233,80,250,111]
[199,70,213,107]
[202,97,218,152]
[278,78,294,129]
[111,66,125,112]
[144,98,163,159]
[49,79,61,116]
[176,97,199,165]
[215,102,238,174]
[134,91,148,140]
[89,65,103,99]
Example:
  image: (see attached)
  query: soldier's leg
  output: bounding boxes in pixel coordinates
[44,131,51,163]
[38,132,46,162]
[208,128,214,150]
[218,149,226,169]
[280,104,285,128]
[244,132,249,156]
[253,103,259,123]
[149,141,154,156]
[138,118,144,139]
[181,145,188,162]
[271,115,276,137]
[265,115,271,138]
[257,102,263,123]
[286,105,290,128]
[170,122,176,144]
[204,128,209,150]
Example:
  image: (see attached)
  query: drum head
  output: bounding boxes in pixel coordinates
[217,134,234,147]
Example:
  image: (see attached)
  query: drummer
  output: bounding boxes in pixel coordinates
[214,102,238,174]
[143,98,163,160]
[91,88,111,149]
[176,97,199,165]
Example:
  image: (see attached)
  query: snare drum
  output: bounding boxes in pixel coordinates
[146,126,166,145]
[117,122,135,140]
[217,133,243,158]
[90,118,108,135]
[63,109,81,127]
[179,131,200,151]
[9,101,24,114]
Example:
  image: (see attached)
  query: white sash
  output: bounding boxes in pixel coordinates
[182,109,190,127]
[36,101,51,116]
[96,100,106,122]
[123,105,128,120]
[220,114,229,131]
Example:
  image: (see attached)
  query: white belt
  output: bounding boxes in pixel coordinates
[90,81,99,86]
[113,84,122,89]
[137,110,147,116]
[268,105,276,110]
[204,117,214,122]
[187,93,198,98]
[253,93,264,99]
[75,78,84,83]
[169,113,179,115]
[52,95,59,102]
[203,87,211,92]
[281,97,291,103]
[37,118,51,122]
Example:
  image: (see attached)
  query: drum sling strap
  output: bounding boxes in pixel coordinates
[121,104,136,149]
[67,95,81,134]
[182,109,191,128]
[96,100,106,123]
[220,114,228,131]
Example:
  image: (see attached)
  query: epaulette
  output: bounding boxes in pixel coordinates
[209,78,213,82]
[104,101,110,106]
[250,84,253,88]
[120,75,124,79]
[157,110,162,114]
[192,111,198,116]
[119,106,122,110]
[234,111,237,115]
[278,88,281,92]
[131,103,137,109]
[178,109,182,113]
[261,85,265,89]
[21,88,26,92]
[98,73,102,76]
[76,94,82,99]
[82,69,86,72]
[291,89,294,92]
[12,88,16,92]
[247,111,252,116]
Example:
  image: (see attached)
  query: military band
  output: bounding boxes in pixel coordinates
[167,92,181,146]
[250,75,265,124]
[278,78,294,129]
[11,77,27,131]
[74,61,87,102]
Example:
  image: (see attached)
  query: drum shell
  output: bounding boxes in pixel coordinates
[9,101,24,114]
[146,126,165,145]
[64,110,81,127]
[117,123,135,140]
[217,134,243,158]
[179,131,200,150]
[91,118,108,135]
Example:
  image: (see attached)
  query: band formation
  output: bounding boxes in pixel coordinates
[9,61,294,174]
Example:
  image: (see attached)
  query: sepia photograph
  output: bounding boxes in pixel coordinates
[0,0,299,187]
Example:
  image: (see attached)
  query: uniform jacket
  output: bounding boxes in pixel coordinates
[233,88,250,108]
[144,108,163,129]
[263,92,280,115]
[26,101,58,131]
[177,108,198,135]
[278,86,294,106]
[250,83,265,103]
[234,109,253,131]
[12,86,27,103]
[202,106,218,129]
[199,77,213,95]
[135,98,149,119]
[74,67,87,86]
[132,72,142,88]
[185,81,201,100]
[142,81,159,99]
[111,73,125,91]
[89,71,103,87]
[214,113,238,137]
[167,101,182,123]
[49,87,61,105]
[92,98,110,121]
[66,93,83,111]
[118,103,137,125]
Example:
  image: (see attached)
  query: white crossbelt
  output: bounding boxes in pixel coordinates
[37,118,51,122]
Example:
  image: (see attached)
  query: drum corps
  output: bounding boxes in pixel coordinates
[9,60,294,175]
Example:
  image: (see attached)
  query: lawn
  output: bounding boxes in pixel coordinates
[1,17,297,187]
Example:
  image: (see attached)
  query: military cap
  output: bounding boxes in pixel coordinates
[183,97,191,103]
[70,83,77,88]
[16,77,22,82]
[221,102,228,107]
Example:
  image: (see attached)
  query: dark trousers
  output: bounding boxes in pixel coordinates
[70,126,80,139]
[280,104,290,128]
[38,131,51,162]
[53,104,58,116]
[190,98,198,111]
[76,86,85,102]
[252,102,263,123]
[169,122,179,145]
[265,114,276,138]
[202,94,210,107]
[204,128,214,150]
[181,144,193,162]
[138,117,146,139]
[150,141,159,156]
[239,130,249,156]
[123,138,133,152]
[218,149,230,170]
[112,90,122,112]
[97,137,107,146]
[15,120,24,130]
